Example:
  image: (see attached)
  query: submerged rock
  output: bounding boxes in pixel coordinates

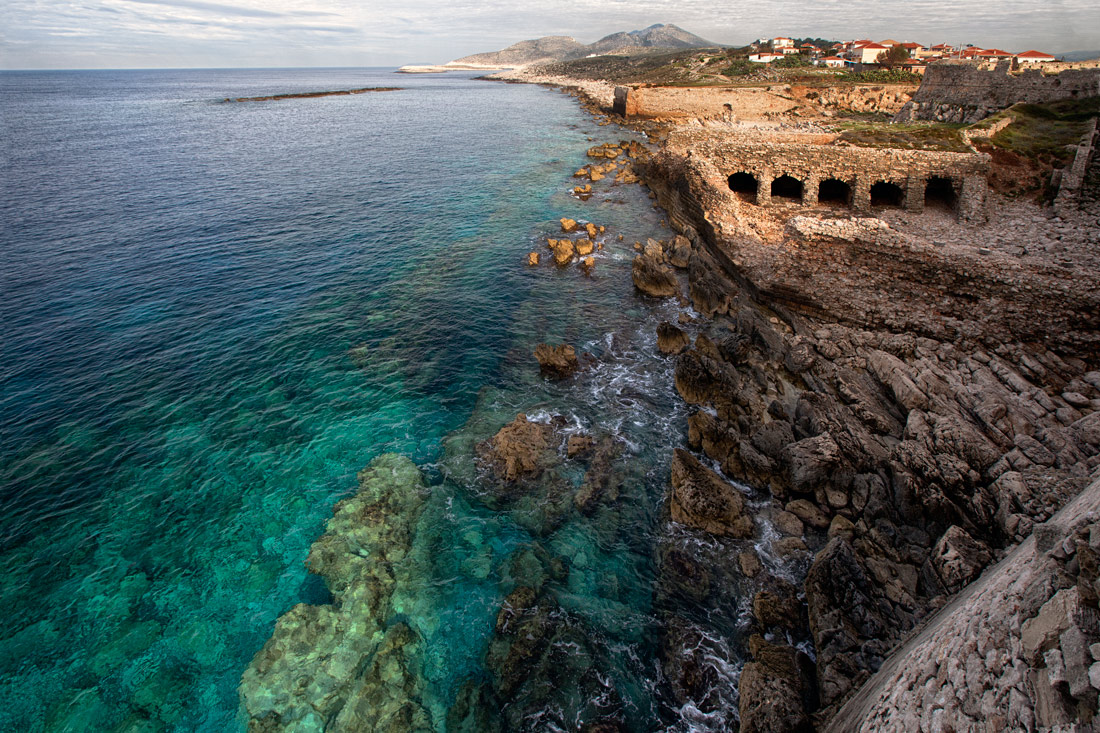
[738,635,816,733]
[669,448,753,538]
[239,454,433,732]
[534,343,580,379]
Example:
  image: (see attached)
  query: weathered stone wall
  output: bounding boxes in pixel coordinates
[896,61,1100,123]
[1055,118,1099,216]
[824,472,1100,732]
[670,131,990,221]
[613,85,798,119]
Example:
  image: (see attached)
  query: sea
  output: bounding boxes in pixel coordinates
[0,67,739,731]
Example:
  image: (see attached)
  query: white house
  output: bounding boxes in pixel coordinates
[819,56,849,68]
[771,37,794,49]
[853,43,890,64]
[749,52,785,63]
[1015,50,1056,63]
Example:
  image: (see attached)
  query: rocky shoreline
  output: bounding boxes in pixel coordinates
[240,68,1100,731]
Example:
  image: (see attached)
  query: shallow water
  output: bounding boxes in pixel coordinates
[0,67,710,730]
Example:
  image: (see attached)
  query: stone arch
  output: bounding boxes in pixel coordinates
[771,174,803,202]
[728,171,758,203]
[818,178,852,206]
[871,181,904,207]
[925,176,957,211]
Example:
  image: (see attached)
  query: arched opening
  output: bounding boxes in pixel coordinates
[818,178,852,206]
[728,172,758,203]
[870,181,904,208]
[771,174,803,202]
[925,176,957,211]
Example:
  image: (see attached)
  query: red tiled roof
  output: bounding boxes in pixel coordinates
[980,48,1013,56]
[901,42,923,49]
[861,43,888,50]
[1016,50,1055,58]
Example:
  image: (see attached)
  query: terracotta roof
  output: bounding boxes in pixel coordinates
[822,56,846,61]
[861,43,889,50]
[879,39,900,45]
[980,48,1013,56]
[901,42,923,49]
[1016,50,1055,58]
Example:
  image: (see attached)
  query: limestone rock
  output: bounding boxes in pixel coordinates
[527,251,539,266]
[931,525,994,593]
[560,218,578,233]
[476,414,554,482]
[631,254,678,298]
[784,433,842,493]
[669,449,753,538]
[657,322,690,355]
[738,636,814,733]
[551,239,575,266]
[240,454,434,732]
[575,239,595,256]
[534,343,579,379]
[668,235,692,269]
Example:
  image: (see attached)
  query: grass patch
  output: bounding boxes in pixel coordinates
[832,121,970,151]
[986,97,1099,163]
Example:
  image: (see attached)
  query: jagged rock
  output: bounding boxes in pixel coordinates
[805,537,898,706]
[476,414,554,481]
[534,343,579,379]
[585,222,599,239]
[527,252,539,266]
[560,218,578,233]
[551,239,576,266]
[668,235,692,269]
[674,347,740,405]
[753,583,802,630]
[657,322,690,355]
[688,256,733,316]
[669,449,753,538]
[240,454,434,732]
[931,525,994,593]
[740,551,763,578]
[775,511,804,537]
[581,256,595,273]
[631,254,678,298]
[738,636,815,733]
[575,239,595,256]
[784,433,842,493]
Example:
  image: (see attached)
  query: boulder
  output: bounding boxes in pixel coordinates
[738,636,814,733]
[753,584,802,630]
[551,240,576,266]
[631,255,678,298]
[560,218,578,233]
[476,414,554,482]
[669,449,753,538]
[580,256,595,273]
[930,525,993,594]
[784,433,842,493]
[585,222,599,239]
[534,343,579,379]
[575,239,595,256]
[668,235,692,269]
[527,252,539,266]
[656,322,690,355]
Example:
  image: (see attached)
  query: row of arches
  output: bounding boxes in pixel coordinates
[727,172,958,211]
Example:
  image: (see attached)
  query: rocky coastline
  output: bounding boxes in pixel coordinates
[241,66,1100,731]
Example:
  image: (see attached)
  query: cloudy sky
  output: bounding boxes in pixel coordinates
[3,0,1098,69]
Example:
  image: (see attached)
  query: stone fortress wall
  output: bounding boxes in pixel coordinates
[670,131,991,221]
[896,60,1100,123]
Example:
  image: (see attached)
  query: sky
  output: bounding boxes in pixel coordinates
[2,0,1099,70]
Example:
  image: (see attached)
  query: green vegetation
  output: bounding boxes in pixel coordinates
[833,121,971,152]
[984,97,1100,163]
[773,54,813,69]
[841,68,922,84]
[876,45,911,69]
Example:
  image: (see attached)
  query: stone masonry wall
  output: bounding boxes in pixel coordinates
[896,61,1100,123]
[824,471,1100,732]
[673,132,991,221]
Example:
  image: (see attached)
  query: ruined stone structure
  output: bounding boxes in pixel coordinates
[896,60,1100,123]
[681,133,990,221]
[613,85,799,119]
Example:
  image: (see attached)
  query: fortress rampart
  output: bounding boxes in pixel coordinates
[896,61,1100,123]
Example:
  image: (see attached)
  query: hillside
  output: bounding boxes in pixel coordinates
[448,23,719,68]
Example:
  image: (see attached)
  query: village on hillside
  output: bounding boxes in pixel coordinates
[749,36,1062,73]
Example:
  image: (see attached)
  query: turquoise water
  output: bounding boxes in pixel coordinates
[1,68,701,730]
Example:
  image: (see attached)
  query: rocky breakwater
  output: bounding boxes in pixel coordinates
[626,175,1100,728]
[239,454,434,731]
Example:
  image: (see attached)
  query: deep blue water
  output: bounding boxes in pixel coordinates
[0,67,711,731]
